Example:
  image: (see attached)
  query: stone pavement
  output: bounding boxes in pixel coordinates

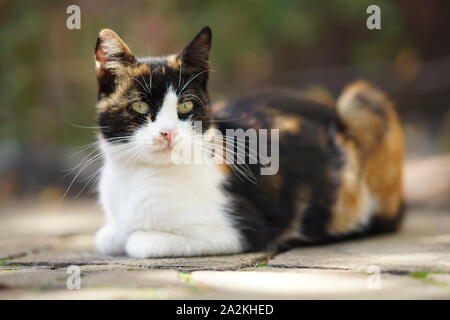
[0,200,449,299]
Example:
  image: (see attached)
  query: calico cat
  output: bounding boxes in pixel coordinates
[94,26,404,258]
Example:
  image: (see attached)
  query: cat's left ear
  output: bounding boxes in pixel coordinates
[179,26,212,72]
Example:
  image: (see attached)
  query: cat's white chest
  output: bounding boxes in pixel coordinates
[97,160,242,257]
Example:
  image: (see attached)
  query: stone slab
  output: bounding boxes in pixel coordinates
[268,210,450,273]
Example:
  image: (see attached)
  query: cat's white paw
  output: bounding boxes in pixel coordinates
[125,230,171,258]
[125,230,242,258]
[95,225,126,256]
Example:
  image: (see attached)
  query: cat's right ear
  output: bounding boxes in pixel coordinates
[95,29,136,97]
[180,26,212,73]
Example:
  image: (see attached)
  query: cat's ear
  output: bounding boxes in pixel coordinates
[180,26,211,72]
[95,29,136,96]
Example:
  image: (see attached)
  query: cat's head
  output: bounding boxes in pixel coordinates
[94,27,212,165]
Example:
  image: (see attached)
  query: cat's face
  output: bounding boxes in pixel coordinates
[94,27,212,165]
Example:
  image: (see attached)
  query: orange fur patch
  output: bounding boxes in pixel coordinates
[364,108,404,219]
[327,134,367,234]
[272,115,302,133]
[166,54,181,69]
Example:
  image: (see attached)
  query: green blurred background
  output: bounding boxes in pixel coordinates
[1,0,449,201]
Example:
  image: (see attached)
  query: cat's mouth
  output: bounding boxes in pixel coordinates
[153,139,179,153]
[149,134,176,153]
[154,145,172,153]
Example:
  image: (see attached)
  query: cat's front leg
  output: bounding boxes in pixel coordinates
[95,224,127,256]
[125,230,242,258]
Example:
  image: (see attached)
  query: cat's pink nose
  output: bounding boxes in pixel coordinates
[159,129,174,143]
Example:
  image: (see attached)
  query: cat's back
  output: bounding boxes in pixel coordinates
[213,87,335,132]
[212,87,339,164]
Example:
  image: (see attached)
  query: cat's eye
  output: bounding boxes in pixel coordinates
[177,101,194,114]
[131,101,150,114]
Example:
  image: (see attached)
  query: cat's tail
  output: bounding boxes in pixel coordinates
[335,80,396,151]
[336,80,405,231]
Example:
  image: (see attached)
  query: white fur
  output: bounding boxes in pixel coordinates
[96,88,243,258]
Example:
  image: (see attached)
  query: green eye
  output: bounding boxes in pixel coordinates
[177,100,194,114]
[131,101,150,114]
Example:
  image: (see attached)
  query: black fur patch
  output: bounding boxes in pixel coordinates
[214,88,345,250]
